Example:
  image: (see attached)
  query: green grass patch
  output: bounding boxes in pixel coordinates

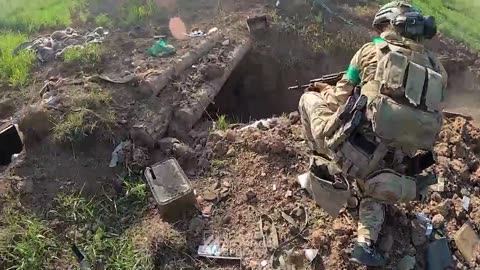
[0,33,35,87]
[0,177,155,270]
[63,43,103,64]
[0,208,59,270]
[53,87,115,142]
[215,115,231,131]
[368,0,480,50]
[95,13,113,28]
[411,0,480,50]
[0,0,81,32]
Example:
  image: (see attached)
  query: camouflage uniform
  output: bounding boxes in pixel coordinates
[299,30,447,243]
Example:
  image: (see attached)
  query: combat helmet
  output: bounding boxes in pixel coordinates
[372,1,437,39]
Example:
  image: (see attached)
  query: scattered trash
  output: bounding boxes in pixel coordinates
[222,39,230,46]
[272,184,277,191]
[202,205,213,217]
[425,223,434,236]
[109,141,131,168]
[72,244,91,270]
[281,211,297,227]
[197,231,242,261]
[208,27,218,35]
[416,212,434,236]
[259,214,279,251]
[144,158,195,219]
[147,39,176,57]
[89,72,137,84]
[398,255,416,270]
[275,247,318,269]
[241,118,277,130]
[285,190,293,198]
[187,29,206,37]
[260,260,268,267]
[297,172,309,189]
[203,190,218,202]
[462,196,471,211]
[304,249,319,262]
[416,212,431,224]
[247,15,268,33]
[454,221,480,263]
[14,27,108,62]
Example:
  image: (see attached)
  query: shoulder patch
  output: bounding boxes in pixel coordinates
[373,37,388,50]
[346,65,361,85]
[373,37,385,44]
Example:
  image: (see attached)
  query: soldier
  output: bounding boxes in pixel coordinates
[298,1,447,267]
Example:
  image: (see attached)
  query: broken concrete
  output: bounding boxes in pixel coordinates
[169,39,252,135]
[140,33,222,96]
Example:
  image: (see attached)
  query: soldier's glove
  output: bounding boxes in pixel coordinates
[306,82,329,92]
[416,173,438,201]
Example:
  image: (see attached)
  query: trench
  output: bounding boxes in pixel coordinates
[206,29,352,123]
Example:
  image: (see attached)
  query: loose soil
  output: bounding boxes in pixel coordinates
[2,0,480,269]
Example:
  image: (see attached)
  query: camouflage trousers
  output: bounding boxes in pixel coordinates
[299,91,416,242]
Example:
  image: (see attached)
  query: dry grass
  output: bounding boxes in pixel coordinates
[53,87,116,143]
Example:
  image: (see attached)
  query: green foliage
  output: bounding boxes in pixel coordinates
[53,87,115,142]
[216,115,231,131]
[0,178,153,270]
[411,0,480,50]
[53,177,152,270]
[0,0,79,32]
[0,208,59,270]
[63,43,102,64]
[95,13,113,28]
[121,0,157,27]
[0,33,35,86]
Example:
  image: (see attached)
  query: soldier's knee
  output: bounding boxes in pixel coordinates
[363,170,416,204]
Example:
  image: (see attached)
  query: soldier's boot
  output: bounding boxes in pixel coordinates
[350,241,386,267]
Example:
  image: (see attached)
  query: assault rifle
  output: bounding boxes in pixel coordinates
[288,71,345,91]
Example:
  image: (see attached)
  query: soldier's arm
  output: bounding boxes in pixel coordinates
[318,43,372,112]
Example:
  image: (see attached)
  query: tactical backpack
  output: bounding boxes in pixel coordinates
[329,38,444,179]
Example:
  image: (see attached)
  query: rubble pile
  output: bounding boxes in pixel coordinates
[189,114,480,269]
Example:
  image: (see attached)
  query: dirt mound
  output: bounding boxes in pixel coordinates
[187,114,480,269]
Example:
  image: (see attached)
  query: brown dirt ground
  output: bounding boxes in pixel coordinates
[2,0,480,269]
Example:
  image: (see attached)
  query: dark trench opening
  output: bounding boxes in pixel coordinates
[206,30,352,123]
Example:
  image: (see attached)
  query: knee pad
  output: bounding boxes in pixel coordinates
[363,170,416,203]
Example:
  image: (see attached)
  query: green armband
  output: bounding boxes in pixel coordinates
[346,65,361,85]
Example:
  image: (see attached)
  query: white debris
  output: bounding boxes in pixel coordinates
[430,176,445,192]
[462,196,471,211]
[240,118,277,130]
[261,260,268,267]
[425,223,433,236]
[208,27,218,34]
[272,184,277,191]
[109,141,131,167]
[305,249,319,262]
[416,213,431,224]
[297,172,310,189]
[222,39,230,46]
